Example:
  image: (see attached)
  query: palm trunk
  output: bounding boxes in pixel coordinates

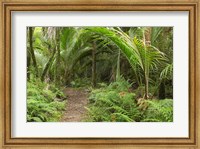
[116,49,121,81]
[92,42,97,87]
[145,27,151,46]
[143,27,151,99]
[144,73,149,99]
[29,27,38,77]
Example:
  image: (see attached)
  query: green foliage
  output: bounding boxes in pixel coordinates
[59,27,93,84]
[27,78,66,122]
[27,27,173,122]
[86,78,142,122]
[87,77,173,122]
[160,64,173,80]
[49,84,66,98]
[86,27,167,99]
[70,78,91,88]
[107,77,132,92]
[141,99,173,122]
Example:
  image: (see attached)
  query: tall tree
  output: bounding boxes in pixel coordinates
[55,28,61,86]
[143,27,151,99]
[29,27,38,77]
[27,27,31,80]
[27,51,31,80]
[116,49,121,81]
[92,41,97,87]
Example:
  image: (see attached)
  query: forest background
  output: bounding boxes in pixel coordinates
[27,27,173,122]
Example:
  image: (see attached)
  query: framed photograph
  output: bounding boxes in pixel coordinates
[0,0,200,148]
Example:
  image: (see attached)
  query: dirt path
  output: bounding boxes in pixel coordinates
[61,88,89,122]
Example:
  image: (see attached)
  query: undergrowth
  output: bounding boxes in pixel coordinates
[86,78,142,122]
[86,77,173,122]
[70,78,91,88]
[141,99,173,122]
[27,78,67,122]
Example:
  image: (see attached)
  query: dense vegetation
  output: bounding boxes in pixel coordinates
[27,78,66,122]
[86,78,173,122]
[27,27,173,122]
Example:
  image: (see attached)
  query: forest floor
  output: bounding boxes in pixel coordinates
[60,88,89,122]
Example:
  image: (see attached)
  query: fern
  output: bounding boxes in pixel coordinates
[141,99,173,122]
[86,77,173,122]
[27,78,67,122]
[112,113,133,122]
[86,77,141,122]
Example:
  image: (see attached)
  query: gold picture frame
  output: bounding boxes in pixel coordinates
[0,0,199,148]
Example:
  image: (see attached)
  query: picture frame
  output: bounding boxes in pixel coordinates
[0,0,199,148]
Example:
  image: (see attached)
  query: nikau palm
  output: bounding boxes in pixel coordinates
[87,27,166,99]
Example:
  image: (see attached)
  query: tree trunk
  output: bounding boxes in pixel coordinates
[27,53,31,80]
[55,28,61,86]
[64,70,71,86]
[116,49,121,81]
[143,27,151,99]
[41,48,56,82]
[144,27,151,46]
[27,28,31,80]
[29,27,38,77]
[159,80,166,99]
[144,73,149,99]
[92,42,97,87]
[27,51,31,80]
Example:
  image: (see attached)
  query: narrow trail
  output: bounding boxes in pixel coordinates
[61,88,89,122]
